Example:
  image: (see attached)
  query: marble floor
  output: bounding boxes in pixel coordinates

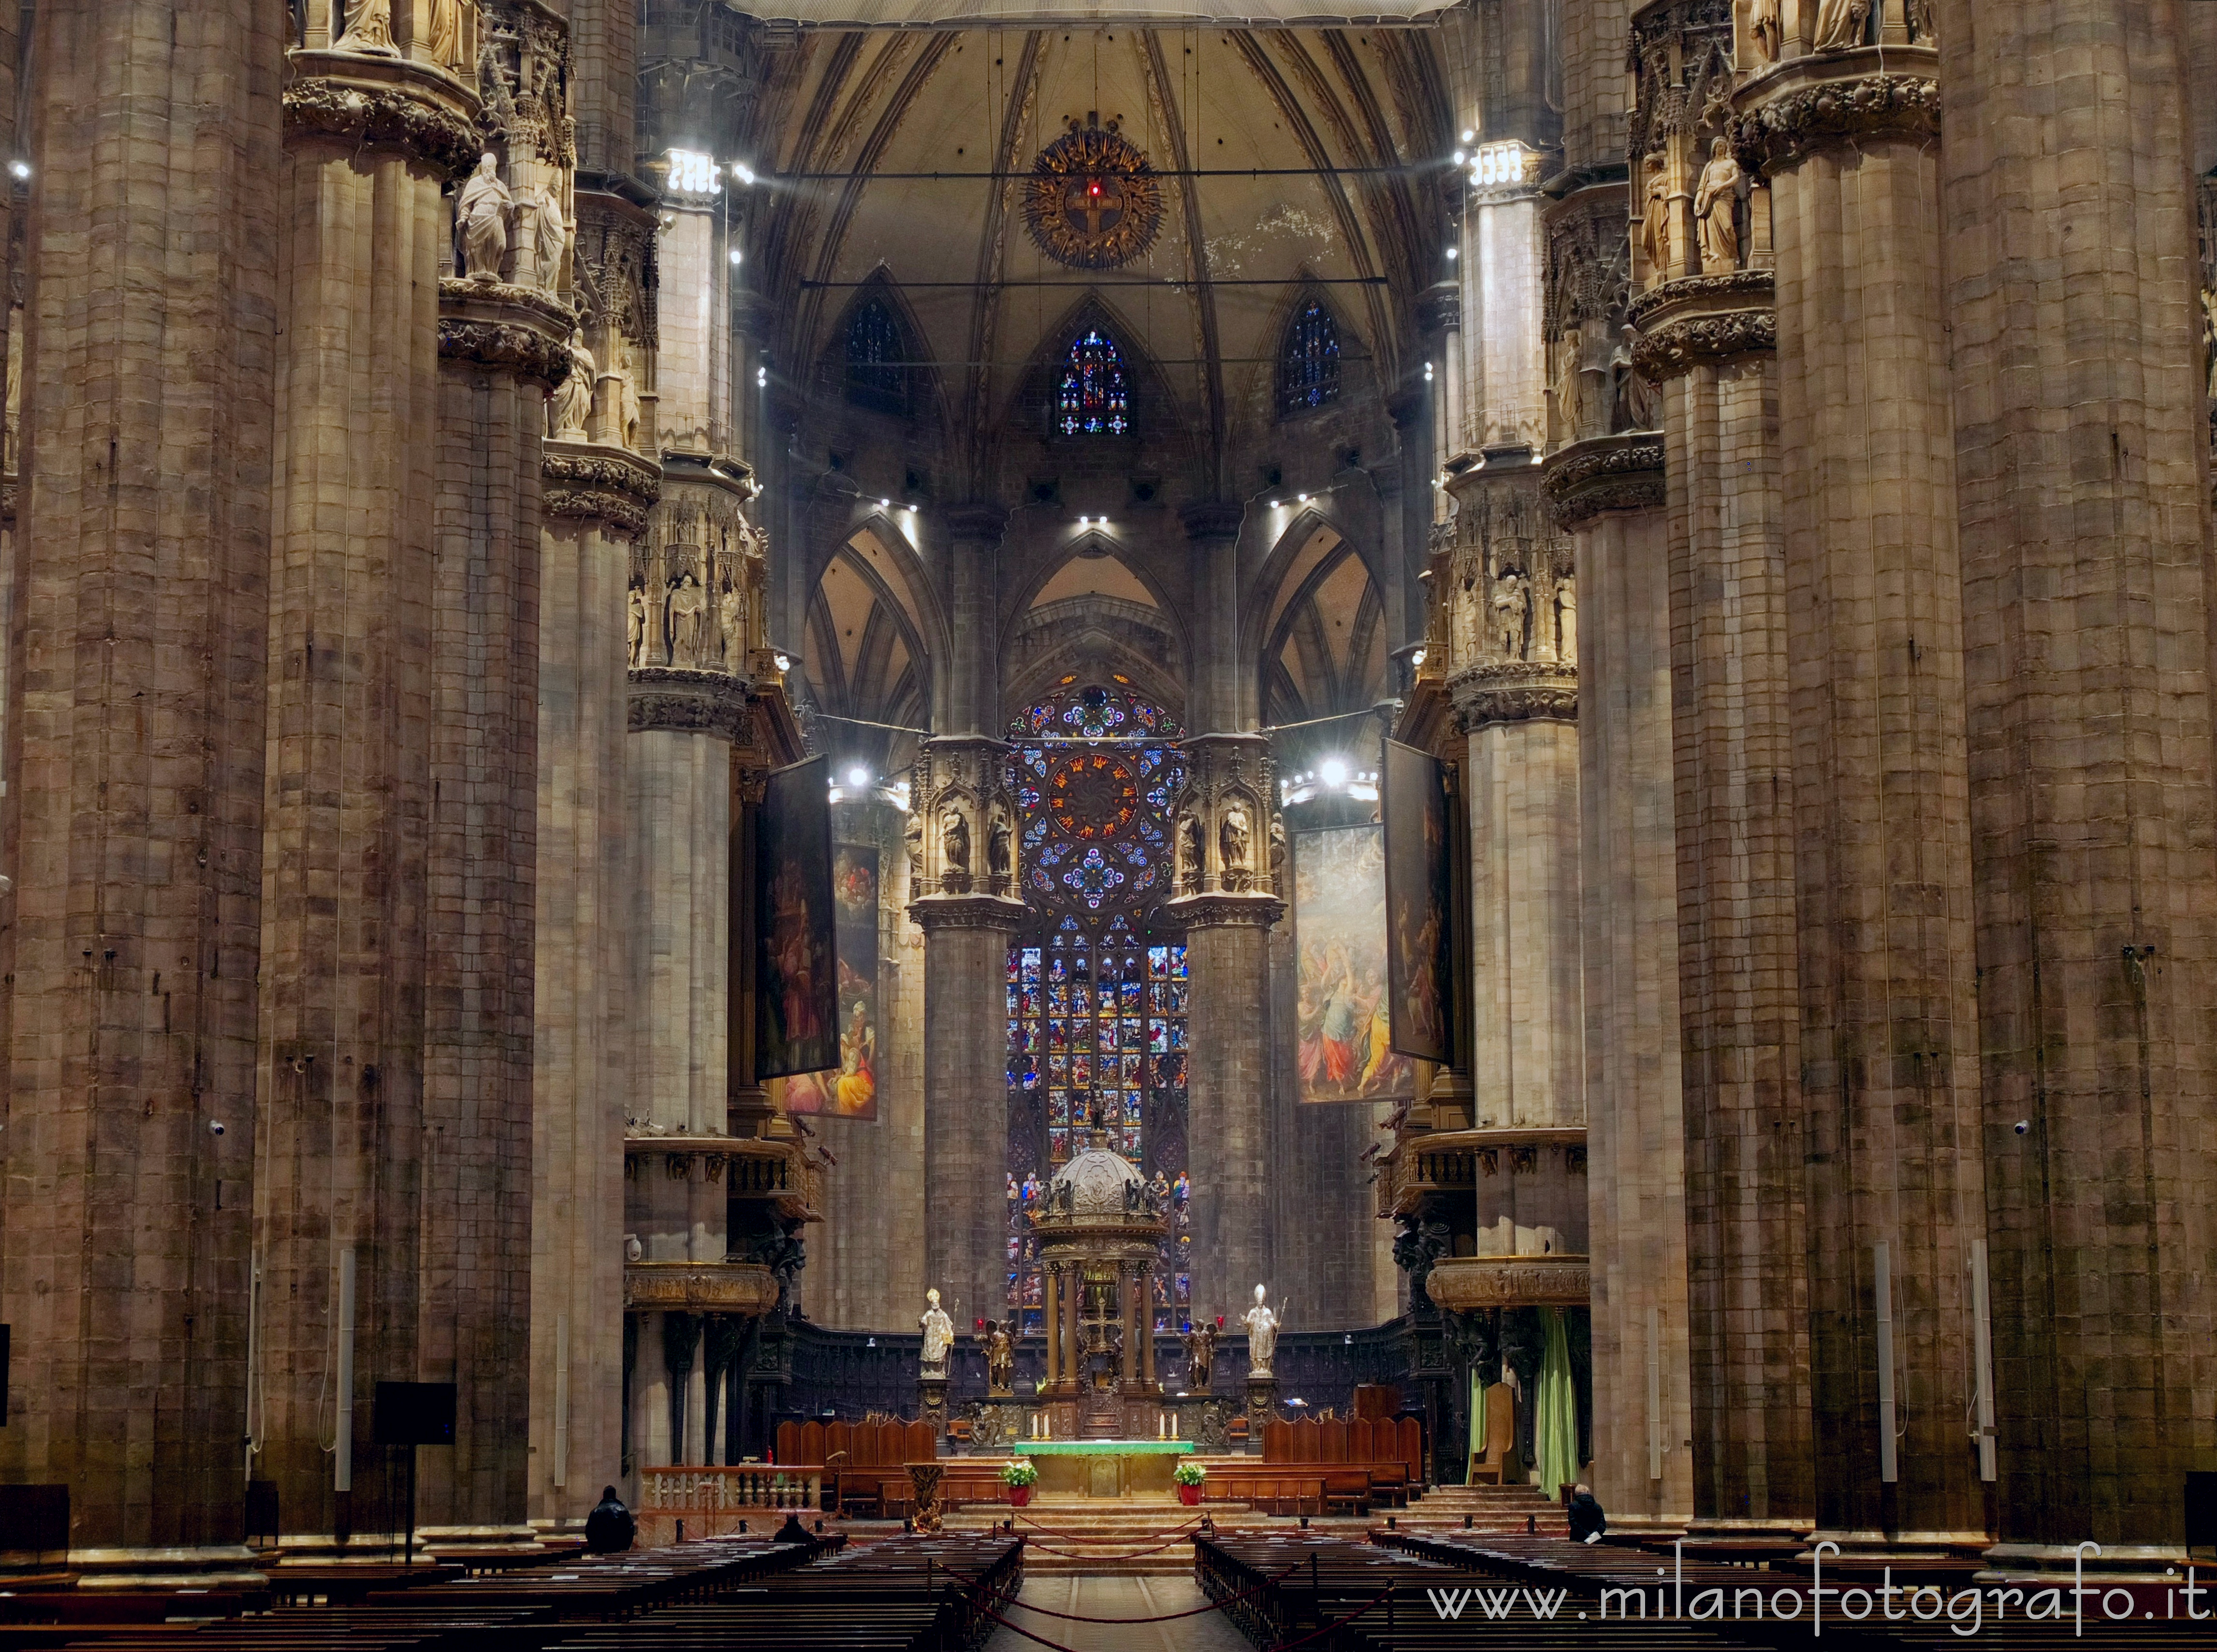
[982,1574,1254,1652]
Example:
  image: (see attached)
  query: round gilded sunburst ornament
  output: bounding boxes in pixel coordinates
[1023,116,1164,270]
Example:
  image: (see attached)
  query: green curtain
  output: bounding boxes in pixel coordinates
[1466,1369,1487,1481]
[1535,1306,1579,1494]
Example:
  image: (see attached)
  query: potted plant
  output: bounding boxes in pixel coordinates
[1002,1458,1039,1507]
[1174,1461,1207,1507]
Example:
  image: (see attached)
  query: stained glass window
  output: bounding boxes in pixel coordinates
[1278,298,1341,415]
[1056,329,1130,435]
[845,297,908,416]
[1006,677,1191,1332]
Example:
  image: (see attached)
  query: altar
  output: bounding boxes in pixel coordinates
[1013,1438,1194,1498]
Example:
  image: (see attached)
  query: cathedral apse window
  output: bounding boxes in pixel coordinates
[1278,298,1342,415]
[843,297,909,417]
[1006,677,1191,1333]
[1055,329,1131,436]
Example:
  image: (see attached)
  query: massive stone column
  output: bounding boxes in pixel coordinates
[1736,17,1986,1546]
[417,3,577,1535]
[530,186,660,1527]
[1625,0,1809,1542]
[911,736,1023,1335]
[0,0,277,1565]
[531,438,657,1524]
[1940,0,2217,1562]
[255,17,478,1549]
[1542,0,1692,1529]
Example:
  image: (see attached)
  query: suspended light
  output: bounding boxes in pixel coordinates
[1296,493,1309,504]
[1451,149,1466,166]
[732,161,758,187]
[773,652,791,672]
[1268,500,1281,510]
[1319,757,1350,787]
[729,246,744,265]
[7,160,28,181]
[757,366,768,387]
[1411,648,1428,667]
[1460,128,1475,143]
[847,765,871,789]
[1445,246,1459,260]
[1424,362,1434,382]
[879,499,890,509]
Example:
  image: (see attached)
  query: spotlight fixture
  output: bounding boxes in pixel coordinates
[1319,757,1350,787]
[773,652,791,672]
[1424,362,1434,382]
[1446,246,1459,260]
[8,160,27,181]
[732,161,758,187]
[1268,500,1281,510]
[879,498,890,509]
[1411,647,1427,667]
[756,366,768,387]
[1296,493,1309,503]
[1452,149,1466,165]
[847,765,871,789]
[729,246,743,265]
[1460,128,1476,143]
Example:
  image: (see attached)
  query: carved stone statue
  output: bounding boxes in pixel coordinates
[1492,568,1531,660]
[1243,1284,1282,1378]
[337,0,394,51]
[427,0,464,68]
[1610,326,1656,433]
[1694,139,1742,273]
[1812,0,1871,51]
[532,183,569,290]
[1555,577,1578,665]
[551,331,594,439]
[1176,813,1203,890]
[1182,1322,1218,1392]
[1548,327,1580,447]
[627,580,649,667]
[457,152,512,281]
[981,1319,1016,1393]
[920,1288,955,1375]
[1219,804,1251,886]
[1268,815,1286,896]
[986,810,1013,884]
[718,578,746,665]
[904,812,924,887]
[940,806,971,886]
[1748,0,1781,62]
[668,571,707,666]
[1904,0,1936,42]
[1640,156,1669,282]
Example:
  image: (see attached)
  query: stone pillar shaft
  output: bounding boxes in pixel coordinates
[531,445,656,1526]
[1744,46,1987,1543]
[0,0,279,1558]
[916,901,1019,1334]
[1940,0,2217,1555]
[1652,334,1812,1534]
[255,50,476,1545]
[1549,439,1692,1531]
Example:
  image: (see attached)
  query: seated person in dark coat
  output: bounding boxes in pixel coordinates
[584,1485,636,1553]
[1567,1484,1607,1544]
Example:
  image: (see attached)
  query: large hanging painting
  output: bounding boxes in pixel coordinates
[1292,824,1413,1103]
[1382,739,1453,1063]
[781,844,880,1119]
[754,757,837,1082]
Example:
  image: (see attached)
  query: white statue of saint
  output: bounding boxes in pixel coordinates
[533,182,569,290]
[1244,1283,1282,1378]
[920,1288,955,1373]
[457,152,512,281]
[718,577,746,664]
[1811,0,1871,52]
[627,581,650,667]
[550,331,594,439]
[427,0,464,70]
[337,0,395,52]
[668,571,707,665]
[1693,138,1742,273]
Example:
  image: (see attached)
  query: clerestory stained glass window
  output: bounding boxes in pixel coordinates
[845,297,908,416]
[1056,329,1131,435]
[1278,298,1341,415]
[1006,677,1191,1333]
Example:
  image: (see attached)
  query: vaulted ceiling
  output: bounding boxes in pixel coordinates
[743,24,1453,488]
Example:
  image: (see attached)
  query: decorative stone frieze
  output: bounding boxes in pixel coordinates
[1542,433,1667,531]
[622,1261,780,1315]
[1450,662,1580,728]
[627,667,753,738]
[1441,465,1576,677]
[284,62,481,179]
[436,276,577,386]
[543,442,661,535]
[1729,50,1939,177]
[1424,1255,1593,1312]
[1543,177,1640,450]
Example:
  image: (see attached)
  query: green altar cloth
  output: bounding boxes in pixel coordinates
[1009,1438,1195,1496]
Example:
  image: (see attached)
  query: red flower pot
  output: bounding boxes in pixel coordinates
[1008,1484,1033,1507]
[1178,1483,1202,1507]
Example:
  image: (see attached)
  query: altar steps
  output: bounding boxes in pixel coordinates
[945,1496,1253,1575]
[1396,1481,1571,1534]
